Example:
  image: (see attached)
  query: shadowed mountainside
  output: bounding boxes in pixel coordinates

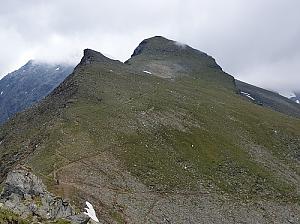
[0,60,74,124]
[236,80,300,118]
[290,92,300,104]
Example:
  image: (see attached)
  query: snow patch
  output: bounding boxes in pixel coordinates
[296,100,300,104]
[143,70,152,75]
[55,67,60,71]
[278,91,296,99]
[84,201,99,222]
[0,91,3,95]
[241,91,255,101]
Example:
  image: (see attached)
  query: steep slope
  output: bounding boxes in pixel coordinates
[0,37,300,223]
[236,80,300,118]
[0,60,74,124]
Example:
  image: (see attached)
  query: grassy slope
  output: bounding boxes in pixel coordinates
[0,39,300,221]
[4,61,298,199]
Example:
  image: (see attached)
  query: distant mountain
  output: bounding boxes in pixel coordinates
[236,80,300,118]
[290,92,300,104]
[275,90,300,104]
[0,60,74,124]
[1,37,300,223]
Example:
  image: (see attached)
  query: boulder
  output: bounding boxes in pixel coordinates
[0,167,85,222]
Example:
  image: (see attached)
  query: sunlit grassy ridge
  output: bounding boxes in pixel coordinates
[0,37,299,221]
[6,60,297,202]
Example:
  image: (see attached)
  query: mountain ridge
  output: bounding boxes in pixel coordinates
[236,80,300,118]
[0,36,300,223]
[290,92,300,104]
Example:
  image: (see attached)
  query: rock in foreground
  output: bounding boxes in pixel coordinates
[0,167,90,223]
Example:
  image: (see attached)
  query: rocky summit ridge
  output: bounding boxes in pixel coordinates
[125,36,226,81]
[79,49,115,66]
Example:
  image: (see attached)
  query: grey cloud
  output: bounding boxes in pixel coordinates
[1,0,299,92]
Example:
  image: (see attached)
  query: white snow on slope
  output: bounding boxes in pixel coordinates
[143,70,152,75]
[296,100,300,104]
[55,67,60,71]
[278,91,296,99]
[84,201,99,223]
[0,91,3,95]
[241,91,255,101]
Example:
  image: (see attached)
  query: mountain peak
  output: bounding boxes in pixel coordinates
[128,36,222,71]
[126,36,225,83]
[130,36,187,57]
[26,59,35,64]
[0,60,73,124]
[79,48,111,65]
[22,59,36,68]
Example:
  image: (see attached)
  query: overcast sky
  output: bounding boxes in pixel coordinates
[1,0,299,92]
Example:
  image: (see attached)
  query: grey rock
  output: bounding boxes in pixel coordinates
[78,49,113,66]
[0,167,76,220]
[67,213,90,224]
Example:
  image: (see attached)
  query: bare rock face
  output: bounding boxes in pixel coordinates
[0,167,89,223]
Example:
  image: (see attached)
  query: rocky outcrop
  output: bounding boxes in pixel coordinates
[0,167,90,223]
[78,49,112,66]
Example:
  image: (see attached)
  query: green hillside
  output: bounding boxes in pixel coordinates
[0,37,299,223]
